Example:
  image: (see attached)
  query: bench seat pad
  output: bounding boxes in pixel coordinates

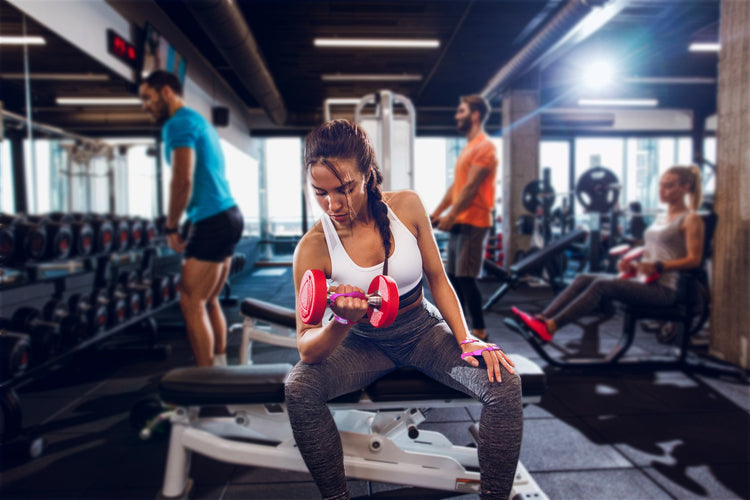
[159,355,545,407]
[241,298,297,329]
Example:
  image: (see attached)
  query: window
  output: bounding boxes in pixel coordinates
[126,145,158,218]
[265,137,303,236]
[0,140,14,213]
[414,138,449,211]
[540,141,571,211]
[222,139,258,236]
[702,137,716,196]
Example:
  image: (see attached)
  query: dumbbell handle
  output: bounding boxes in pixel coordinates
[327,290,382,308]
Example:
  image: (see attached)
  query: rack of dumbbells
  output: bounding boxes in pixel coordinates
[484,214,504,269]
[0,212,182,461]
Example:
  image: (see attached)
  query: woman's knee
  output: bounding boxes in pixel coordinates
[285,366,328,407]
[481,368,522,406]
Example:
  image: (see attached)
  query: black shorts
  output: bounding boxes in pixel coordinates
[182,206,243,262]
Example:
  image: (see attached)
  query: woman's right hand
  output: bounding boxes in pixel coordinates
[617,259,634,274]
[329,283,369,325]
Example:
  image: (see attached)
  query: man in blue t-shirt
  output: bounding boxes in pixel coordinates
[139,70,242,367]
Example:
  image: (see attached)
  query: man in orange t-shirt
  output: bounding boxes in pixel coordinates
[430,95,498,340]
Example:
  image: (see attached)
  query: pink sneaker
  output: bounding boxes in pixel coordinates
[511,307,553,343]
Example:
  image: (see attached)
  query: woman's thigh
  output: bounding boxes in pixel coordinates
[286,335,397,402]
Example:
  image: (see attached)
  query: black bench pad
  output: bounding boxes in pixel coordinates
[241,298,297,329]
[159,356,546,407]
[159,363,292,406]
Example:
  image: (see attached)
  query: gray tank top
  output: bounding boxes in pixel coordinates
[643,212,688,290]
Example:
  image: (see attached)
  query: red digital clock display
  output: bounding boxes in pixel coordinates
[107,29,139,69]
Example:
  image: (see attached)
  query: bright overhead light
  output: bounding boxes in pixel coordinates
[0,36,46,45]
[325,98,361,105]
[1,73,110,81]
[582,61,614,90]
[314,38,439,49]
[689,42,721,52]
[57,97,141,106]
[321,73,423,82]
[578,98,658,107]
[623,76,716,85]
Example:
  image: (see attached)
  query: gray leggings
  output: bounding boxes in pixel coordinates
[543,273,677,328]
[285,300,523,500]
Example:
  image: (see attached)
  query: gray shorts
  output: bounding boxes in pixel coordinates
[446,223,489,278]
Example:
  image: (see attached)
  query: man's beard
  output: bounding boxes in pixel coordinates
[152,100,170,126]
[456,117,471,134]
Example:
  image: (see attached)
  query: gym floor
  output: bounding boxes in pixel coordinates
[1,265,748,500]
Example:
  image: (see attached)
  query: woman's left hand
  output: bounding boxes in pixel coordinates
[638,261,658,276]
[461,340,515,383]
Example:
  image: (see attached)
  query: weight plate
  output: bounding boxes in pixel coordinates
[299,269,327,325]
[366,275,399,328]
[521,180,555,214]
[575,166,620,213]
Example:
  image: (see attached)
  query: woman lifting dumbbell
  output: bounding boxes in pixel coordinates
[512,165,705,342]
[287,119,522,500]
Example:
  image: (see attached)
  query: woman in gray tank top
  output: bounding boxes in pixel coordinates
[512,165,705,343]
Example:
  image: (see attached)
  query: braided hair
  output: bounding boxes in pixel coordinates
[305,119,392,275]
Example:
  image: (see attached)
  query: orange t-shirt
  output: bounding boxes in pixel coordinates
[451,133,498,228]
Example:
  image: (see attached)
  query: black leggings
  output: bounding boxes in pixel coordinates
[285,300,523,499]
[449,274,486,329]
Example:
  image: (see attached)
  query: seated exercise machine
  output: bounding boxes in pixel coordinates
[154,298,550,499]
[504,212,739,375]
[505,268,710,369]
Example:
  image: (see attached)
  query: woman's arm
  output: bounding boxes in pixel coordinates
[292,230,368,364]
[640,212,705,275]
[668,212,705,270]
[393,191,514,382]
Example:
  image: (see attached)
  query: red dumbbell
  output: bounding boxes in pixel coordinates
[299,269,399,328]
[609,245,660,284]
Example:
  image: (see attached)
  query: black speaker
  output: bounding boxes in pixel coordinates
[212,107,229,127]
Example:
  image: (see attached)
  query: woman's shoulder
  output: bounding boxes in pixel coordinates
[384,189,424,212]
[383,190,428,233]
[294,222,329,264]
[682,210,705,229]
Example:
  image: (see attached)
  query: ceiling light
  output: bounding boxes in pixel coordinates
[324,98,361,105]
[57,97,141,106]
[321,74,423,82]
[1,73,110,81]
[578,98,658,107]
[623,76,716,85]
[582,61,614,90]
[689,42,720,52]
[314,38,439,49]
[0,36,46,45]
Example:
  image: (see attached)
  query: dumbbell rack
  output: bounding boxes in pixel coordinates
[0,241,182,462]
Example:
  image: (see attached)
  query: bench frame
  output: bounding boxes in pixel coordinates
[159,391,544,498]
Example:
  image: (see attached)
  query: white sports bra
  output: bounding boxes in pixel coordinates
[320,205,423,296]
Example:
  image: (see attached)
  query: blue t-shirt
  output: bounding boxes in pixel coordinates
[162,107,236,223]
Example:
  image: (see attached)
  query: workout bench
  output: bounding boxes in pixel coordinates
[155,299,550,499]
